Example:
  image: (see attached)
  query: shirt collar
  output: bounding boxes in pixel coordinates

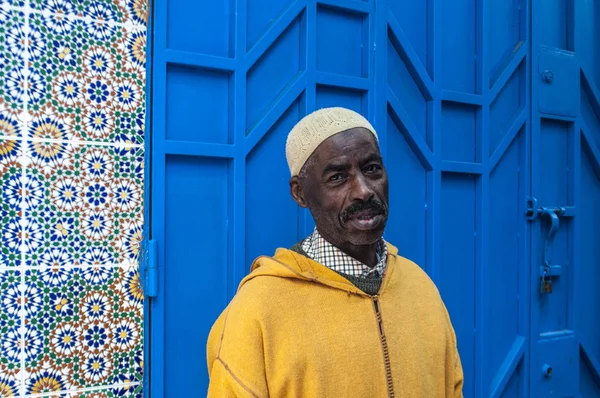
[301,228,388,278]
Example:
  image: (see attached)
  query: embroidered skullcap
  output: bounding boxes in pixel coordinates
[285,107,378,176]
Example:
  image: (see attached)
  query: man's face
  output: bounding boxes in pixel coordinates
[291,127,389,249]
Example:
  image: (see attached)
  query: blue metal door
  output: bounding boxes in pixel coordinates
[528,0,600,397]
[142,0,600,396]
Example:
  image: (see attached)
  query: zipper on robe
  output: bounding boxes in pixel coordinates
[372,295,395,397]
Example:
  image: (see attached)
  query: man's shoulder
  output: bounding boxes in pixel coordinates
[233,258,305,308]
[391,254,431,277]
[211,272,289,331]
[238,269,299,299]
[388,252,443,297]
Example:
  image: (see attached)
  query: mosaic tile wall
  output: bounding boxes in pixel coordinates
[0,0,147,395]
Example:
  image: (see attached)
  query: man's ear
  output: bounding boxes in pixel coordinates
[290,176,308,208]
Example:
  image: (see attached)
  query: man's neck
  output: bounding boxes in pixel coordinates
[316,229,380,268]
[339,242,379,268]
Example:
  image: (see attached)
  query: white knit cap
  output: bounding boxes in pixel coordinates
[285,107,378,176]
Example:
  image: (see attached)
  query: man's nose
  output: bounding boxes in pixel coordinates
[350,174,375,202]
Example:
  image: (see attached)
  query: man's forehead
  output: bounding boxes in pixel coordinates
[298,127,380,177]
[315,128,380,159]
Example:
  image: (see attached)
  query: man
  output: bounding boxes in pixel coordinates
[206,107,463,397]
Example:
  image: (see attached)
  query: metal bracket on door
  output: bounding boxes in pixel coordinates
[138,239,158,298]
[525,197,575,294]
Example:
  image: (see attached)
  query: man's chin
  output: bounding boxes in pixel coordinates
[345,226,386,246]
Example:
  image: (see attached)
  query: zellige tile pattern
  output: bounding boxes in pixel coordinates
[24,265,143,393]
[0,0,148,395]
[0,270,22,396]
[0,8,26,116]
[23,141,143,267]
[27,12,145,145]
[0,138,23,268]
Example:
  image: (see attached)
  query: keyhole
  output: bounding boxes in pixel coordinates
[542,364,552,378]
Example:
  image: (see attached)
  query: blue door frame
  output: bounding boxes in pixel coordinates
[141,0,600,396]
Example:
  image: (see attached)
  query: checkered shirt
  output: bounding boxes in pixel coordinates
[302,228,388,278]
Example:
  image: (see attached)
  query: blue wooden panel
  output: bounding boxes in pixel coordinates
[387,35,428,144]
[440,0,477,93]
[487,128,526,389]
[164,156,230,395]
[579,143,600,372]
[441,102,478,163]
[500,363,523,398]
[247,0,295,50]
[580,356,600,398]
[489,62,526,156]
[538,47,579,118]
[315,85,366,114]
[316,7,367,78]
[488,0,526,83]
[246,99,305,267]
[581,85,600,153]
[536,0,571,50]
[167,0,233,56]
[384,114,427,270]
[539,120,571,205]
[574,0,600,89]
[246,16,305,131]
[387,0,430,77]
[166,65,232,143]
[439,173,477,398]
[534,337,578,397]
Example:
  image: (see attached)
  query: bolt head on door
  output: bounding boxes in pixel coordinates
[542,364,553,378]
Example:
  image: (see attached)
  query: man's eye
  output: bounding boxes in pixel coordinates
[329,174,344,182]
[364,164,381,173]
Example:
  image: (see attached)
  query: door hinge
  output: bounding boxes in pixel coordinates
[139,239,158,298]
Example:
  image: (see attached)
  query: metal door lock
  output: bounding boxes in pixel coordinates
[539,207,563,294]
[525,197,575,221]
[540,267,553,294]
[526,197,575,294]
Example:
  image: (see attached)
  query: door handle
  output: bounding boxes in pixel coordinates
[540,207,563,272]
[539,208,565,294]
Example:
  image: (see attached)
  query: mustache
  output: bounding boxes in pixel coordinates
[340,198,388,223]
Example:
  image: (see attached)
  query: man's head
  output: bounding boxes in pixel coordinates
[286,107,389,251]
